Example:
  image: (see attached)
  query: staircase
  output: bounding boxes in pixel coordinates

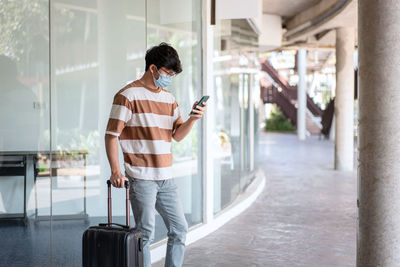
[260,60,326,135]
[261,84,297,125]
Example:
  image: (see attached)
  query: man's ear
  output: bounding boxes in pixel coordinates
[149,64,157,74]
[149,64,159,78]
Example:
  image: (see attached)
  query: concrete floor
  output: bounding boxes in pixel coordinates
[154,131,357,267]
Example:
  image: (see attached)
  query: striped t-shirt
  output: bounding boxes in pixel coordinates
[105,81,184,180]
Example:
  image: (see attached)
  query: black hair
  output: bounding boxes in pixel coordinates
[145,42,182,74]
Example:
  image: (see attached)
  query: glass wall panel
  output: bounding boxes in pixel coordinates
[213,73,241,213]
[239,72,259,191]
[146,0,203,241]
[213,19,260,214]
[0,0,51,265]
[50,0,146,265]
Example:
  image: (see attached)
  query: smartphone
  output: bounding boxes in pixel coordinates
[190,95,210,115]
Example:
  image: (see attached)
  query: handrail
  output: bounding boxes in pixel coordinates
[261,85,297,126]
[261,60,323,117]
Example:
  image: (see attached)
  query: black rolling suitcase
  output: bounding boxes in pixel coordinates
[82,180,143,267]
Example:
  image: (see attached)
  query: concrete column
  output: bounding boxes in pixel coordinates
[334,27,354,171]
[358,1,400,266]
[297,49,307,140]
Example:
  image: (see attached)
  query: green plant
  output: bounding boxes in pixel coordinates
[42,128,99,164]
[265,105,295,132]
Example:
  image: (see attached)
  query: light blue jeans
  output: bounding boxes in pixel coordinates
[126,174,188,267]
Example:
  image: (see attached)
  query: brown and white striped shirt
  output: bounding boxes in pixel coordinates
[105,81,183,180]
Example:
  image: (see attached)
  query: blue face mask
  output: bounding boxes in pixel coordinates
[152,68,173,88]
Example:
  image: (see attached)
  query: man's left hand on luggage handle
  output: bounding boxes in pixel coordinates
[110,172,129,188]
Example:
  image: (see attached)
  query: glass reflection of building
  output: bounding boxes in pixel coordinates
[0,1,260,266]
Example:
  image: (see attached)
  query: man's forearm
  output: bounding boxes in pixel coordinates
[105,135,121,174]
[173,117,196,142]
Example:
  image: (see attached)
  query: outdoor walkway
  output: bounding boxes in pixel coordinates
[155,131,357,267]
[153,132,357,267]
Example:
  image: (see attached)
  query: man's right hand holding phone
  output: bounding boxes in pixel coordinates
[189,100,207,120]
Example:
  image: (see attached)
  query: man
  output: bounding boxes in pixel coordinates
[104,42,206,267]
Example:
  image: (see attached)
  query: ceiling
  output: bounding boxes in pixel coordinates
[261,0,357,48]
[262,0,322,21]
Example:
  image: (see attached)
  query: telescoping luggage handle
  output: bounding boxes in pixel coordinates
[104,180,130,228]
